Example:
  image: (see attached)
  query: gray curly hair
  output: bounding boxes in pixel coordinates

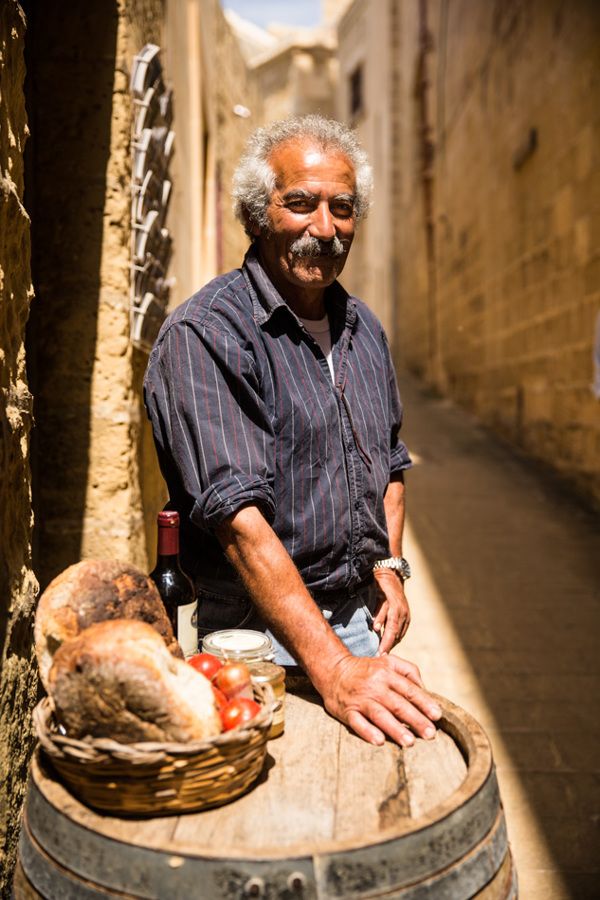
[232,115,373,236]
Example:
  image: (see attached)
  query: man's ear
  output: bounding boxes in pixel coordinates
[242,210,261,238]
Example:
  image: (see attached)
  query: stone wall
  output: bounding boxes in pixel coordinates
[0,3,38,894]
[0,0,167,890]
[395,0,600,506]
[26,0,166,591]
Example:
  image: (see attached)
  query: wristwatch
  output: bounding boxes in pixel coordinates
[373,556,411,581]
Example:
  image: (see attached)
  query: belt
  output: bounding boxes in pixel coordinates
[310,574,374,606]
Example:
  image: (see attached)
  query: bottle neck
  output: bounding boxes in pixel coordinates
[157,525,179,557]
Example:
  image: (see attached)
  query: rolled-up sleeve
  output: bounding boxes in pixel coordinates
[145,320,276,530]
[385,336,412,475]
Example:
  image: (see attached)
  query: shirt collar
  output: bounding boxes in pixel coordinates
[242,244,357,331]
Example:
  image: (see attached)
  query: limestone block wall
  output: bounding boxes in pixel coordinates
[0,3,38,893]
[26,0,166,591]
[396,0,600,505]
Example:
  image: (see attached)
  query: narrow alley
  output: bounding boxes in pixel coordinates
[397,370,600,899]
[1,0,599,896]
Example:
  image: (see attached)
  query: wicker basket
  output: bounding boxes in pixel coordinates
[33,683,275,816]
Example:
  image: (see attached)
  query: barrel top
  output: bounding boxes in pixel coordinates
[29,692,492,860]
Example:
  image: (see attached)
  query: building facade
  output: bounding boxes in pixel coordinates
[338,0,600,506]
[252,36,338,124]
[336,0,401,341]
[225,13,339,128]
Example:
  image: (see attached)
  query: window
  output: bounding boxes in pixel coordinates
[349,64,364,119]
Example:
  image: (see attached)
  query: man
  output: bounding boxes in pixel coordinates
[144,115,441,747]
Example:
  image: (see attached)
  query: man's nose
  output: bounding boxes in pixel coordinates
[308,202,336,241]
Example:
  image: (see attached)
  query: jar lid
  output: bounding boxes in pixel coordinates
[248,660,285,686]
[202,629,274,662]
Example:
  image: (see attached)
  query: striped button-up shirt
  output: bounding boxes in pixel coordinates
[144,247,411,594]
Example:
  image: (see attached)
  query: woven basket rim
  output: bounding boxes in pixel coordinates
[34,681,275,764]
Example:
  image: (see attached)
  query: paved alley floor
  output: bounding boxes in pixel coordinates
[395,372,600,899]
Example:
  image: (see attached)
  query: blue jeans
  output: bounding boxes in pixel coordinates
[195,577,380,666]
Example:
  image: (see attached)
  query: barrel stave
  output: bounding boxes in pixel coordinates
[17,694,515,900]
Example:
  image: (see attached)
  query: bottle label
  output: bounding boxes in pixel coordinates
[177,600,198,657]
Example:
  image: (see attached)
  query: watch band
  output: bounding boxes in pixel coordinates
[372,556,411,580]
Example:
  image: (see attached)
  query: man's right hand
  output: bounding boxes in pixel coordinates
[320,654,443,747]
[217,506,441,748]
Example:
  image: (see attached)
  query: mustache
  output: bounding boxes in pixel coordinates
[289,235,348,258]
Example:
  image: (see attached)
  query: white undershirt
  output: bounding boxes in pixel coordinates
[299,314,334,381]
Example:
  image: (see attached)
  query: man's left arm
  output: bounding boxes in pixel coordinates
[372,473,410,654]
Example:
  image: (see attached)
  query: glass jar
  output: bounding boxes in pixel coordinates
[202,629,274,663]
[247,661,286,739]
[202,630,285,738]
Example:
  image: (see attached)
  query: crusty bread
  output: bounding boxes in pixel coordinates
[48,619,222,743]
[35,559,183,692]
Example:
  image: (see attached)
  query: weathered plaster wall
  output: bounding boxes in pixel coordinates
[396,0,600,505]
[0,3,38,894]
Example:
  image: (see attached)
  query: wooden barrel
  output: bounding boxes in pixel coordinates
[16,692,516,899]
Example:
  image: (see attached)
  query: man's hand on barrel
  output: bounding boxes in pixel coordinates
[324,654,442,748]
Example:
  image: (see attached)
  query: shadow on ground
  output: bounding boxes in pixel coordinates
[398,370,600,898]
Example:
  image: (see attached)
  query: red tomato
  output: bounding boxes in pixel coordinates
[214,661,252,699]
[211,684,228,711]
[187,652,223,681]
[220,697,261,731]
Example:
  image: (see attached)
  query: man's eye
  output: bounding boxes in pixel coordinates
[287,200,314,213]
[331,203,354,218]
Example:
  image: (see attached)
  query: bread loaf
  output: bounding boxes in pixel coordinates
[35,559,183,692]
[48,619,222,743]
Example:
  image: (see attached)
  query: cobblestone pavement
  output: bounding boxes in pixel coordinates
[395,371,600,900]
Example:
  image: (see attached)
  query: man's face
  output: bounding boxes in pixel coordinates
[253,140,357,299]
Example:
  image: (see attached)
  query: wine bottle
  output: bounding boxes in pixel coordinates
[149,511,197,658]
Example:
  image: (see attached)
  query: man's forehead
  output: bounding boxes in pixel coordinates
[269,137,345,160]
[269,140,356,188]
[302,147,326,166]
